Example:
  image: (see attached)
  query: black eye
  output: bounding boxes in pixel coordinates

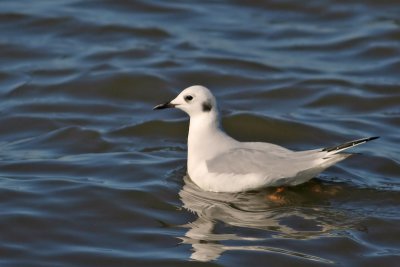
[184,95,193,102]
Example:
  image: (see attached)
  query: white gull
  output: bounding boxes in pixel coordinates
[154,85,378,193]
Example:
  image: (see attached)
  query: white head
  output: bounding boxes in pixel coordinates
[153,85,218,118]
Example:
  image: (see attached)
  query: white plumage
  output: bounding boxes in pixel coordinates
[154,85,378,192]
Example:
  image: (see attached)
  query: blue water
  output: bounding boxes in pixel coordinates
[0,1,399,266]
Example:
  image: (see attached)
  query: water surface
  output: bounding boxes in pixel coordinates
[0,0,399,266]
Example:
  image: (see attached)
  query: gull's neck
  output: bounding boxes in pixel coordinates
[189,110,220,136]
[187,110,236,173]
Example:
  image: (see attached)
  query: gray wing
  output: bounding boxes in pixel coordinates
[206,147,320,176]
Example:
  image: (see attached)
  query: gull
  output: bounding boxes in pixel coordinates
[153,85,378,193]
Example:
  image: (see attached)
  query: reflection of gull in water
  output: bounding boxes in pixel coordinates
[178,176,359,262]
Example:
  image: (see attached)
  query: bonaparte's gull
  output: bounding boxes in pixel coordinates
[154,85,378,193]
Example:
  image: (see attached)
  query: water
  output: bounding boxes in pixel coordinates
[0,0,399,266]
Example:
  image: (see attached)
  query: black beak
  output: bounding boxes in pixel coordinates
[153,101,176,110]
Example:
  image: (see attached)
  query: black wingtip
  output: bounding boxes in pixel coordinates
[322,136,379,152]
[366,136,380,141]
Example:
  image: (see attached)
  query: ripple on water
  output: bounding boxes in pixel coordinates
[0,0,399,266]
[178,176,400,264]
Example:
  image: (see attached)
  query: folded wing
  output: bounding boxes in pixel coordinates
[206,147,319,177]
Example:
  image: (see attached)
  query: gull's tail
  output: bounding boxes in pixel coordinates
[315,136,379,171]
[294,136,379,186]
[322,136,379,154]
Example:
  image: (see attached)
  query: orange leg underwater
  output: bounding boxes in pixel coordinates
[266,186,286,203]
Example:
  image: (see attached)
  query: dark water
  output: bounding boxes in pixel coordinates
[0,0,399,266]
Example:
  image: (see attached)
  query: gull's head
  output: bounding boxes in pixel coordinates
[153,85,217,117]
